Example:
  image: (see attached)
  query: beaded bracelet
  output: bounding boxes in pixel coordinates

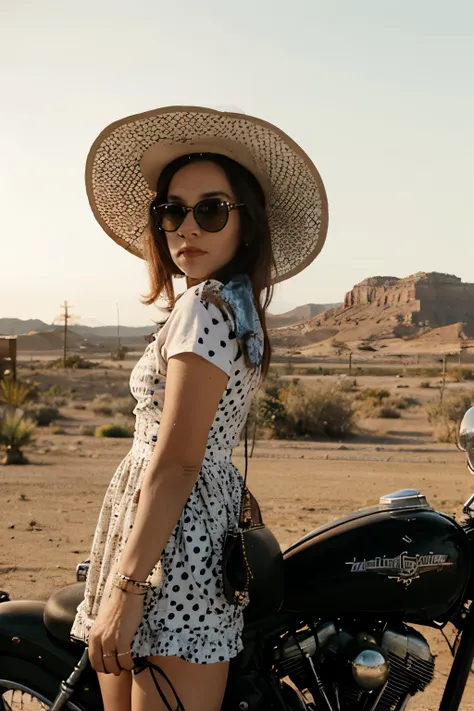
[115,572,152,590]
[113,579,148,595]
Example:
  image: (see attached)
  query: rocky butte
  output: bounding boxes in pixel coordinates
[269,272,474,351]
[343,272,474,327]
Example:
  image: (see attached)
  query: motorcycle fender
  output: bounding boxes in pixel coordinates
[0,599,102,709]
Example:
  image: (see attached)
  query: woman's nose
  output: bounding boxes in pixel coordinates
[178,208,200,236]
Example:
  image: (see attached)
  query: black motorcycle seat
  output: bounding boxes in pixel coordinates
[43,581,86,644]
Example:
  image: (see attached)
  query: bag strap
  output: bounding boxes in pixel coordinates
[239,417,263,527]
[134,660,186,711]
[244,418,249,487]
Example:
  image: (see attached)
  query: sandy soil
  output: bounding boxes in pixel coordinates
[2,363,474,709]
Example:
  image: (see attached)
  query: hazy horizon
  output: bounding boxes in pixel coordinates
[2,0,473,327]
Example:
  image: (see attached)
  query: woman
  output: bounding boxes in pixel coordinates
[70,106,328,711]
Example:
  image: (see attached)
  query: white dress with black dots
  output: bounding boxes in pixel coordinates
[70,279,262,664]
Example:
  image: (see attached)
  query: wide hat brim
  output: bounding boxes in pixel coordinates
[85,106,329,284]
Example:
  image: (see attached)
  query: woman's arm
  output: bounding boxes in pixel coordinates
[117,351,228,582]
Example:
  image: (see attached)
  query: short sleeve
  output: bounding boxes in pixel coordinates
[159,284,238,376]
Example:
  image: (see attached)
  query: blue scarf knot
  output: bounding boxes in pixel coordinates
[220,274,264,368]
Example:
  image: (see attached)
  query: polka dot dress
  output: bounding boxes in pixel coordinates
[70,279,262,664]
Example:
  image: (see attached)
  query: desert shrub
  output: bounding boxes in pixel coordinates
[353,389,416,419]
[46,355,97,370]
[79,424,95,436]
[376,406,401,419]
[26,404,60,426]
[420,381,431,389]
[356,388,390,402]
[283,382,354,438]
[426,392,474,443]
[358,343,377,352]
[0,376,38,407]
[257,385,289,438]
[258,381,354,439]
[395,396,419,410]
[394,400,408,410]
[40,385,61,399]
[95,424,133,438]
[0,407,37,464]
[450,367,474,382]
[112,397,136,416]
[337,377,358,392]
[38,385,70,407]
[91,395,114,416]
[354,390,386,418]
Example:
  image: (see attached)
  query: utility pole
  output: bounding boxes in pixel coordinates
[55,301,78,367]
[440,353,447,402]
[61,301,70,367]
[116,302,121,360]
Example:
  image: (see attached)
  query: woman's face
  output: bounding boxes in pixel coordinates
[164,161,242,285]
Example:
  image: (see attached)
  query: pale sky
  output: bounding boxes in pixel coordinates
[1,0,473,327]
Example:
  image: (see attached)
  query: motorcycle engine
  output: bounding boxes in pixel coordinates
[274,622,434,710]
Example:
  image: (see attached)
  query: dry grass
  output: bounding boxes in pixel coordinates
[449,367,474,382]
[258,379,355,439]
[352,388,419,420]
[426,391,474,443]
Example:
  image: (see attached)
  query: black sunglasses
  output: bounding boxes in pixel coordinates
[151,198,244,234]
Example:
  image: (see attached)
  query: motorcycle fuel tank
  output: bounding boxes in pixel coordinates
[283,490,471,623]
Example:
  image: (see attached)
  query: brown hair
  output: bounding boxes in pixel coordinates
[142,153,275,377]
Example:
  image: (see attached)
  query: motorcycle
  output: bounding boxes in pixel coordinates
[3,408,474,711]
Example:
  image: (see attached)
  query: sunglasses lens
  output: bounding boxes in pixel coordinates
[154,204,186,232]
[195,199,229,232]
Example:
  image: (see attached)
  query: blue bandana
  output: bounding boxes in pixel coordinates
[220,274,264,368]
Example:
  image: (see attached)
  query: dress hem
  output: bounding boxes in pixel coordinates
[70,606,244,665]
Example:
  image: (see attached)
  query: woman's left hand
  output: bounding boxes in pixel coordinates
[88,586,145,675]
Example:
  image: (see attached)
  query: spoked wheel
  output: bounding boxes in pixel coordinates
[0,682,83,711]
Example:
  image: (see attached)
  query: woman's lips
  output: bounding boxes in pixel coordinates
[179,249,207,258]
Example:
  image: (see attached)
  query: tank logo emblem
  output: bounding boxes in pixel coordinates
[345,552,453,585]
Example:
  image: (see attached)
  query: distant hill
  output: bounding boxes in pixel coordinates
[267,304,340,329]
[6,274,474,357]
[0,318,156,338]
[0,318,54,335]
[270,272,474,355]
[1,304,339,341]
[15,328,86,352]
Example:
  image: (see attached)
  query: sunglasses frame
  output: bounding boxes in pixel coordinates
[151,199,244,234]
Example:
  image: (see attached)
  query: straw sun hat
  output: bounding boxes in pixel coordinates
[85,106,329,284]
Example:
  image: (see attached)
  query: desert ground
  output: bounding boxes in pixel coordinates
[2,351,474,710]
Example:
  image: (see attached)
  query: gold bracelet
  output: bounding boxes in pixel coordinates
[115,572,152,590]
[112,577,149,595]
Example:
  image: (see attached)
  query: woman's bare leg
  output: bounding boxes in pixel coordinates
[131,655,229,711]
[98,668,132,711]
